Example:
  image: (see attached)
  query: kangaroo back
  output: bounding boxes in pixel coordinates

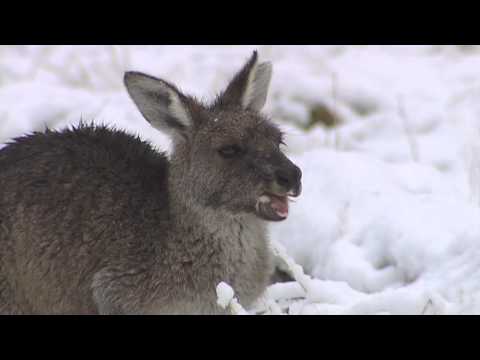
[0,126,169,313]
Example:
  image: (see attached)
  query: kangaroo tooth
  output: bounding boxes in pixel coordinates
[259,195,271,203]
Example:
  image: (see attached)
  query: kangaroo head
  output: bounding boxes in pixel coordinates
[124,51,302,221]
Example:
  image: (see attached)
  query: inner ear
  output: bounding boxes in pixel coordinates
[242,60,272,111]
[124,71,192,138]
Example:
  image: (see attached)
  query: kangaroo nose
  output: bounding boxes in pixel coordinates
[275,165,302,193]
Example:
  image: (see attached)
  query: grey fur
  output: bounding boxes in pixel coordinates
[0,51,302,314]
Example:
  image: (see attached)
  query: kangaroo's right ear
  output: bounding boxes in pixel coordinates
[124,71,192,138]
[215,50,272,112]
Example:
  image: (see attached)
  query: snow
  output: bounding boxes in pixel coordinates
[216,282,235,309]
[2,45,480,314]
[216,282,249,315]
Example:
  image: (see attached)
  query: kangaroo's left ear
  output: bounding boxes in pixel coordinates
[215,50,272,111]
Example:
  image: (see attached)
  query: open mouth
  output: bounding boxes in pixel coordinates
[255,190,298,222]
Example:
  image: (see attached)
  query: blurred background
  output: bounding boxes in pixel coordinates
[2,45,480,314]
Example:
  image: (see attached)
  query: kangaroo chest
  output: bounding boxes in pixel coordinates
[172,218,273,309]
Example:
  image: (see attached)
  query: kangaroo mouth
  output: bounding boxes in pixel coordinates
[255,191,297,222]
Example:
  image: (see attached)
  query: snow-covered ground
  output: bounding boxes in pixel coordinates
[2,45,480,314]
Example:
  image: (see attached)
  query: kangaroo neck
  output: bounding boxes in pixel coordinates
[166,156,266,244]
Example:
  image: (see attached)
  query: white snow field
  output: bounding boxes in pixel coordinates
[2,45,480,314]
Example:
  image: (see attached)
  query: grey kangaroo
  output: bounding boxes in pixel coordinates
[0,51,302,314]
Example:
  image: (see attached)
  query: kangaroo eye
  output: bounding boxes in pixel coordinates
[218,145,243,158]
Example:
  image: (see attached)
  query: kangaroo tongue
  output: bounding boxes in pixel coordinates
[269,194,289,218]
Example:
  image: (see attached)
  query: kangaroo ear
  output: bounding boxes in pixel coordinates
[124,71,192,137]
[216,50,272,111]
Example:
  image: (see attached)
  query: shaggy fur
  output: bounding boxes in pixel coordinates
[0,51,301,314]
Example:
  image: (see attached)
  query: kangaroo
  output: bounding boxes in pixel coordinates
[0,51,302,314]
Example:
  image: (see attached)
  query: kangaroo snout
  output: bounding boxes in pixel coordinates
[274,164,302,197]
[255,153,302,222]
